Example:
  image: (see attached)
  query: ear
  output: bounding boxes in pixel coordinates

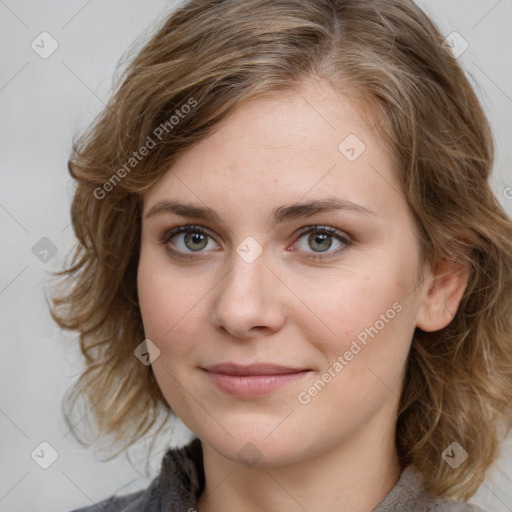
[415,255,471,333]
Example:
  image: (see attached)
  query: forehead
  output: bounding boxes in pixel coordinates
[143,80,405,223]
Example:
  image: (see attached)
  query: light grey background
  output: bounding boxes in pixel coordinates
[0,1,511,511]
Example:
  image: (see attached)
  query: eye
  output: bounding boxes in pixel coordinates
[159,224,352,262]
[291,225,352,261]
[160,225,220,258]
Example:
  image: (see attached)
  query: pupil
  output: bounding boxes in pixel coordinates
[309,232,332,252]
[185,232,207,251]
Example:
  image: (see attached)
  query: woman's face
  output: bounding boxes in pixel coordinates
[137,79,429,467]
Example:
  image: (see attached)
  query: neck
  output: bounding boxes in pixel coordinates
[196,409,402,512]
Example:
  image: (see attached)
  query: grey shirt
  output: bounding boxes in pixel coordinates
[70,437,486,511]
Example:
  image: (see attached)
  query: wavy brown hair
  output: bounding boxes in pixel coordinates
[50,0,512,500]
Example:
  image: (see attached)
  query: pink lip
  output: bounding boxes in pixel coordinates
[204,362,309,375]
[202,363,311,396]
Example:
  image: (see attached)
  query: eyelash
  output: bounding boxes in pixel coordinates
[159,224,353,262]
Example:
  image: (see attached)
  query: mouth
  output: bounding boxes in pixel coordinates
[201,362,312,396]
[203,362,311,376]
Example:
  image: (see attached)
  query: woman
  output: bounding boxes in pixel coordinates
[51,0,512,510]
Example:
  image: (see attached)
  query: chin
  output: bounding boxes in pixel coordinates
[199,427,315,469]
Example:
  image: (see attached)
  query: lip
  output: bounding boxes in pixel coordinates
[202,363,312,397]
[203,362,310,375]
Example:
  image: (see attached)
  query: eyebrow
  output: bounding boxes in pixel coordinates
[144,197,379,228]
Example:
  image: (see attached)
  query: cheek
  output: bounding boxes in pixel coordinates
[304,268,410,337]
[298,265,417,384]
[137,254,204,338]
[137,261,203,400]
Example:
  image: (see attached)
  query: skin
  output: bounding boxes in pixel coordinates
[137,78,470,512]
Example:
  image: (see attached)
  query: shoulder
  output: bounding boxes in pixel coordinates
[66,437,203,512]
[67,484,152,512]
[374,465,488,512]
[428,498,487,511]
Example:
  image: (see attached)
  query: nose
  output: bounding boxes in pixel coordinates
[211,246,286,340]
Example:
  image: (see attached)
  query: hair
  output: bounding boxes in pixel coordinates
[50,0,512,501]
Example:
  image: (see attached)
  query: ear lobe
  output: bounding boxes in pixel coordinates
[415,257,471,333]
